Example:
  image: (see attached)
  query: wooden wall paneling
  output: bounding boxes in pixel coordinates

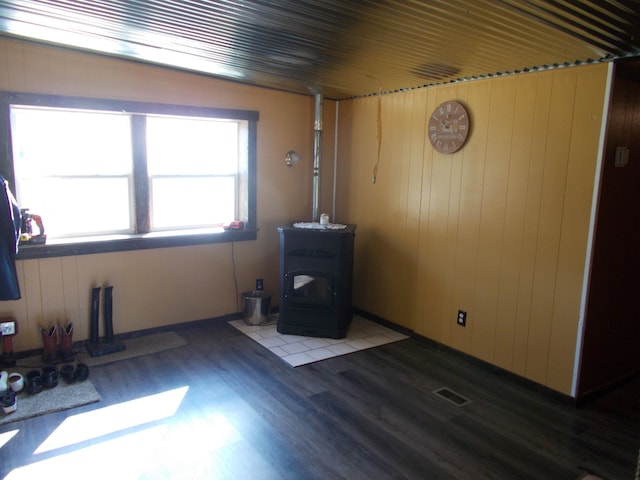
[437,142,462,345]
[511,73,553,376]
[337,99,375,311]
[546,64,608,394]
[18,259,44,350]
[220,241,259,316]
[261,93,313,223]
[406,90,428,229]
[370,94,396,317]
[59,255,83,342]
[448,80,492,354]
[117,246,222,331]
[372,92,400,320]
[493,74,538,371]
[134,247,203,325]
[404,90,429,330]
[334,101,354,222]
[138,248,182,326]
[347,96,388,314]
[44,47,71,96]
[439,84,470,345]
[413,91,436,336]
[418,88,457,342]
[2,41,26,90]
[376,92,401,320]
[338,103,361,225]
[0,40,9,87]
[337,100,365,224]
[525,69,578,384]
[38,258,67,329]
[22,43,53,93]
[381,92,414,322]
[471,77,517,363]
[339,65,607,394]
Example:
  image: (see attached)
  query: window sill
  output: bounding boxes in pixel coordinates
[16,228,258,260]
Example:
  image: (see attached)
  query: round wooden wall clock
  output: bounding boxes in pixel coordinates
[428,100,470,154]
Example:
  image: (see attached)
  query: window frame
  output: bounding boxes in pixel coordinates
[0,92,258,259]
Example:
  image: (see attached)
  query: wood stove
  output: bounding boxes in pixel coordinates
[277,223,356,338]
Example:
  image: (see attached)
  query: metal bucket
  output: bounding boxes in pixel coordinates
[241,290,272,325]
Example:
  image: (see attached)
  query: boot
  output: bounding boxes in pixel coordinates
[40,325,58,363]
[58,322,74,363]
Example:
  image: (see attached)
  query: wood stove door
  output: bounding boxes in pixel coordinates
[285,271,334,310]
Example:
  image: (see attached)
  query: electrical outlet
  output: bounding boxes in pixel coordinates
[256,278,264,291]
[457,310,467,327]
[0,320,16,336]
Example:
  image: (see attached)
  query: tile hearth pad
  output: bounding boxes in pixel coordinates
[229,315,409,367]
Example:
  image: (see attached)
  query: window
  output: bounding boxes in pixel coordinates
[11,107,134,237]
[145,115,244,231]
[0,92,258,258]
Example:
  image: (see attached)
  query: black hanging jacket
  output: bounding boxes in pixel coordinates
[0,175,21,300]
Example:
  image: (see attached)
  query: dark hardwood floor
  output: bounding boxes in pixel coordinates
[0,318,638,479]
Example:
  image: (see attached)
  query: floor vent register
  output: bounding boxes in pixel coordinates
[433,387,471,407]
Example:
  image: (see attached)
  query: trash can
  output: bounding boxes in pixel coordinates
[241,290,272,325]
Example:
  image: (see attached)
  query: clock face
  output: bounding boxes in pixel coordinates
[428,101,470,154]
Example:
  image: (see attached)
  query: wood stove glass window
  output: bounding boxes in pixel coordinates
[289,273,333,308]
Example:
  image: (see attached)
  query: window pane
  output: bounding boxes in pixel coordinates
[18,177,132,237]
[10,106,134,238]
[11,107,132,176]
[146,116,238,175]
[151,177,235,229]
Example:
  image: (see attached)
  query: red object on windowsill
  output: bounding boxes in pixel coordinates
[223,221,245,230]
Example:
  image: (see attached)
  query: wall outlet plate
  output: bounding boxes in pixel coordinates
[0,320,17,336]
[457,310,467,327]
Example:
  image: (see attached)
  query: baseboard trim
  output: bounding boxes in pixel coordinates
[353,307,576,406]
[13,306,626,408]
[8,312,245,362]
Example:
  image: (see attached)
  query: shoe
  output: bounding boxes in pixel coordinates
[41,365,60,389]
[60,364,76,384]
[75,363,89,382]
[0,390,16,414]
[40,325,58,363]
[25,370,43,394]
[58,322,74,363]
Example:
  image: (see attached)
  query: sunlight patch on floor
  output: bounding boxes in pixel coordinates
[0,429,19,449]
[4,386,249,479]
[5,425,167,480]
[34,386,189,454]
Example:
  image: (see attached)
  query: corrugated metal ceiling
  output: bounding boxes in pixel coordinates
[0,0,638,99]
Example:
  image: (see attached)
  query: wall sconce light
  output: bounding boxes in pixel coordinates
[285,150,301,167]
